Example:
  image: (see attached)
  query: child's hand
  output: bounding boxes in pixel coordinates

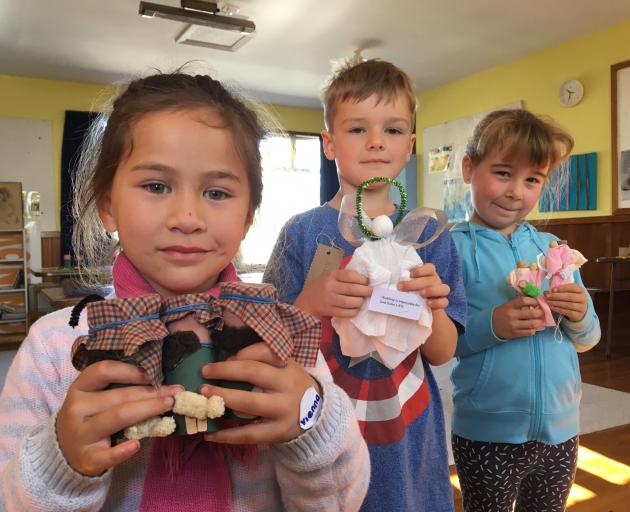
[492,297,544,339]
[56,360,181,476]
[544,283,588,322]
[397,263,450,310]
[294,269,371,319]
[200,342,321,445]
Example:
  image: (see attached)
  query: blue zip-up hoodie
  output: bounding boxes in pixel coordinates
[450,221,600,445]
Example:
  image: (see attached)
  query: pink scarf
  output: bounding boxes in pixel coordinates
[112,252,235,512]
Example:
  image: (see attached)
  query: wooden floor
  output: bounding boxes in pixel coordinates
[451,344,630,512]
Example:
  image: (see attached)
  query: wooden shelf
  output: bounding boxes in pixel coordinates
[0,228,29,346]
[0,318,26,324]
[0,288,25,294]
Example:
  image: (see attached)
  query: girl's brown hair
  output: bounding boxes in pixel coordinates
[73,72,269,279]
[466,109,574,169]
[321,59,417,130]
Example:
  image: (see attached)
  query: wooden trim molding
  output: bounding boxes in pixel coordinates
[611,59,630,215]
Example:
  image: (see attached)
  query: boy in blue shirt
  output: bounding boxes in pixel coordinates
[264,59,466,511]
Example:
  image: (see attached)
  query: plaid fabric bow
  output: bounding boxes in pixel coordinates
[71,282,321,386]
[216,282,321,368]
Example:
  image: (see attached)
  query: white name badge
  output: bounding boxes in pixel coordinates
[299,386,322,430]
[368,287,423,320]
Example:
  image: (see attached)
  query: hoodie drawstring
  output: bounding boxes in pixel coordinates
[470,223,482,283]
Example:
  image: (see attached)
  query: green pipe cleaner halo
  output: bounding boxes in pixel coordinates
[356,177,407,241]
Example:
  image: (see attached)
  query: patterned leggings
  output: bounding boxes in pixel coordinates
[452,434,578,512]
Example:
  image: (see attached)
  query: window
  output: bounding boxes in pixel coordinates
[239,133,321,272]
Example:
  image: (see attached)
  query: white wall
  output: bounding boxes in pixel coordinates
[1,117,55,273]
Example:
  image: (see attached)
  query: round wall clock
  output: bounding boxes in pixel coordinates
[558,79,584,107]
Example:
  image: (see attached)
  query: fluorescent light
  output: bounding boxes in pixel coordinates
[138,1,255,33]
[175,23,253,52]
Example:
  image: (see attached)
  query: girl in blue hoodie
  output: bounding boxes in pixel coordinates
[450,109,600,512]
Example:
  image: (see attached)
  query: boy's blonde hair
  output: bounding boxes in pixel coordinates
[466,109,574,170]
[321,59,417,130]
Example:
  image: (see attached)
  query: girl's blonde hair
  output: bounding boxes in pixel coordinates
[321,59,417,131]
[466,109,574,170]
[72,72,271,283]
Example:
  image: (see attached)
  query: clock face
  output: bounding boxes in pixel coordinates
[559,79,584,107]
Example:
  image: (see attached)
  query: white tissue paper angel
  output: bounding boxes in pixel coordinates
[331,177,447,369]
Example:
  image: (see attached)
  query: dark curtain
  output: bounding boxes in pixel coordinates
[60,111,98,266]
[319,135,338,205]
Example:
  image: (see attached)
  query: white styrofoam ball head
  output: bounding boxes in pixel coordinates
[371,215,393,237]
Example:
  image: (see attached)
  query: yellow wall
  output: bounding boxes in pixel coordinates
[417,18,630,219]
[0,74,323,229]
[267,104,324,133]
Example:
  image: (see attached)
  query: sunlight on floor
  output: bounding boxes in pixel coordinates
[577,445,630,485]
[450,444,630,508]
[565,484,596,507]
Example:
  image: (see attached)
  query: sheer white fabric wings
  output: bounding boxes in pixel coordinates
[338,193,447,248]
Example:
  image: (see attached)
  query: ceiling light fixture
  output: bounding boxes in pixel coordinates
[139,1,255,51]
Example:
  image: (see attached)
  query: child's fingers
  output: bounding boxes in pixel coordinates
[550,283,583,294]
[512,296,540,309]
[86,384,182,417]
[515,318,542,332]
[426,297,449,310]
[333,281,373,299]
[336,269,370,286]
[202,359,300,393]
[329,293,366,310]
[419,284,450,299]
[549,304,586,318]
[81,440,141,476]
[544,291,585,304]
[330,305,363,318]
[397,278,433,292]
[84,394,175,442]
[515,307,543,321]
[204,419,283,445]
[200,384,277,419]
[229,342,287,368]
[409,263,436,278]
[73,360,151,392]
[546,298,585,312]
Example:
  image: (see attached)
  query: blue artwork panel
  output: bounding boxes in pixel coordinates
[539,152,597,212]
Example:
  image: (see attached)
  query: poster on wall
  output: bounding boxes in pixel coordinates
[427,145,452,173]
[0,182,23,229]
[442,155,471,223]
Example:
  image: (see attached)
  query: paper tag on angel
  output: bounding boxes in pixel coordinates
[305,243,344,284]
[331,177,447,369]
[368,287,424,320]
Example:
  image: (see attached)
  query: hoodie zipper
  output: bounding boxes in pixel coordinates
[508,233,542,439]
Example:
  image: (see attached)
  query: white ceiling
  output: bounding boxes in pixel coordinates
[2,0,630,108]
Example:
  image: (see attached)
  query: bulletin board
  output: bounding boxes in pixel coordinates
[0,117,55,231]
[0,117,59,274]
[422,101,522,222]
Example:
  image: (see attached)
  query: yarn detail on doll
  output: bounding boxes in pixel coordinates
[71,270,321,387]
